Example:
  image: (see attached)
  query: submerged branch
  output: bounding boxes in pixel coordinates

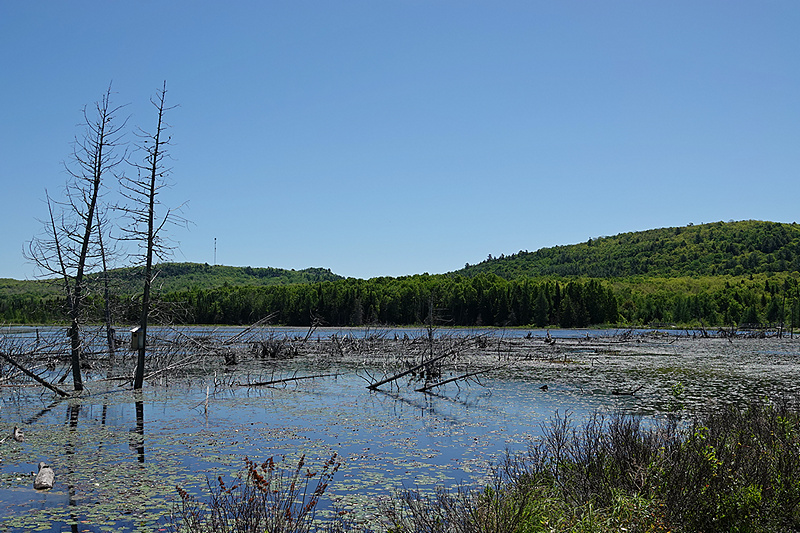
[0,351,69,397]
[244,373,339,387]
[367,348,458,391]
[415,368,493,393]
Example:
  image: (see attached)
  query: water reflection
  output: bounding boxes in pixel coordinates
[132,396,145,464]
[2,335,800,531]
[65,401,80,533]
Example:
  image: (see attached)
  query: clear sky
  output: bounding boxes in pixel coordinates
[2,2,798,281]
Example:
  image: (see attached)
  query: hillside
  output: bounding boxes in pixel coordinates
[96,262,344,294]
[2,263,343,300]
[456,220,800,279]
[4,222,800,328]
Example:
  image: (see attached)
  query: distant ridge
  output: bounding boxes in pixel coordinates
[455,220,800,279]
[0,262,345,299]
[99,262,344,293]
[4,222,800,327]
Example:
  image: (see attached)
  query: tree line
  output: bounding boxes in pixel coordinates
[159,273,617,327]
[6,272,800,329]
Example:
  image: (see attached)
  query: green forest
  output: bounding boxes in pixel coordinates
[459,220,800,278]
[3,220,800,329]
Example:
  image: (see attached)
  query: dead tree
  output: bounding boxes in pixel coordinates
[0,351,68,397]
[96,206,123,356]
[414,369,491,393]
[367,347,456,391]
[119,81,185,390]
[26,85,126,392]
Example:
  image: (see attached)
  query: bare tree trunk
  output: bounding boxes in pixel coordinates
[134,90,164,390]
[97,221,116,356]
[27,85,126,392]
[121,81,183,390]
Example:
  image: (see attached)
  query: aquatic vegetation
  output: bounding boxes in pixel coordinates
[3,328,800,531]
[171,454,342,533]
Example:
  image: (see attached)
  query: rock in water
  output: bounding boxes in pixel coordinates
[34,462,54,490]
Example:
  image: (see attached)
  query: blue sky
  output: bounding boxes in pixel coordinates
[2,2,798,280]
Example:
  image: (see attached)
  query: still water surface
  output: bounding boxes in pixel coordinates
[0,327,798,531]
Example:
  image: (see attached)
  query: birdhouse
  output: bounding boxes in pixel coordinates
[130,327,144,351]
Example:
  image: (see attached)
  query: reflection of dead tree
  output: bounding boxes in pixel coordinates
[132,395,144,463]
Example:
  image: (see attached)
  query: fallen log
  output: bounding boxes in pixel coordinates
[611,384,644,396]
[246,373,339,387]
[367,350,455,391]
[415,368,492,393]
[0,351,69,397]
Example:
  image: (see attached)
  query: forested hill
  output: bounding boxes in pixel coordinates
[456,220,800,279]
[101,262,343,293]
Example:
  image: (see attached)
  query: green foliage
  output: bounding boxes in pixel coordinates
[6,221,800,328]
[0,279,64,323]
[458,220,800,279]
[97,262,343,294]
[6,269,800,329]
[497,401,800,532]
[611,273,800,327]
[0,263,343,324]
[165,274,619,327]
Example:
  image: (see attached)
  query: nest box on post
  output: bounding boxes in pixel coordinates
[130,327,144,351]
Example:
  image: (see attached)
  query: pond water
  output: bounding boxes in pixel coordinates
[1,327,799,532]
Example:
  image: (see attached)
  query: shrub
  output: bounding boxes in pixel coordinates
[170,399,800,533]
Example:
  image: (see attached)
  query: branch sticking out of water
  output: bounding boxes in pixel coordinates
[0,350,69,397]
[244,373,340,388]
[415,368,493,393]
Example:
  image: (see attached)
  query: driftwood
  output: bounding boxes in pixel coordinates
[414,368,492,393]
[246,373,339,387]
[611,384,644,396]
[224,313,278,344]
[367,350,455,391]
[0,351,69,397]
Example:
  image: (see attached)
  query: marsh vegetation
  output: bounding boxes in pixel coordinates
[1,326,800,531]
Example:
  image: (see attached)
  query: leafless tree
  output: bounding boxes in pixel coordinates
[26,85,127,392]
[96,205,123,356]
[119,81,185,390]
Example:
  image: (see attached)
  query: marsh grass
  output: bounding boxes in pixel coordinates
[170,399,800,533]
[492,399,800,532]
[171,454,342,533]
